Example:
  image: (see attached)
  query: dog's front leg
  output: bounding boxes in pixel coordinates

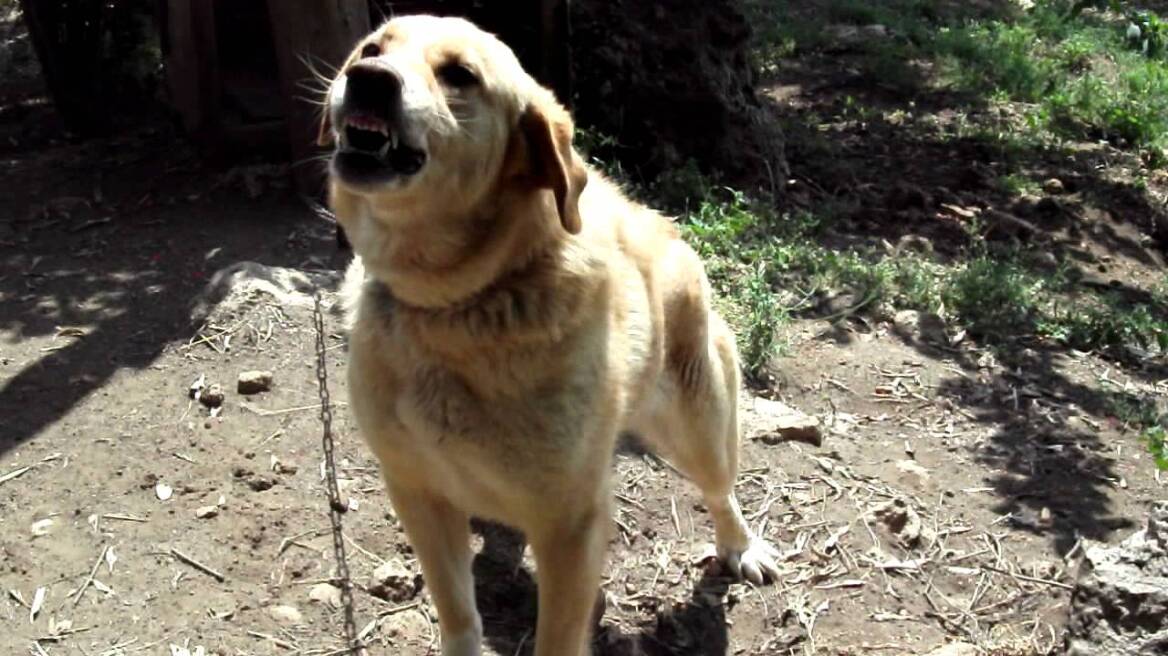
[528,497,610,656]
[384,482,482,656]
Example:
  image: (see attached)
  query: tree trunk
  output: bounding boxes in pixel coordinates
[19,0,109,135]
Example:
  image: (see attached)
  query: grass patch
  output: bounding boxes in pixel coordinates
[750,0,1168,160]
[670,188,1168,377]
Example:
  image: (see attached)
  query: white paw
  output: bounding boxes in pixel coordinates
[720,537,782,585]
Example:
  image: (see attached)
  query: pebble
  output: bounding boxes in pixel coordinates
[268,604,303,626]
[369,560,418,602]
[237,370,273,395]
[199,384,225,408]
[308,583,343,608]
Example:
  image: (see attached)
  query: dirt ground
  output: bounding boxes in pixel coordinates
[3,8,1168,656]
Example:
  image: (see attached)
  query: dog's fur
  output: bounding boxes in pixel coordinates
[323,16,780,656]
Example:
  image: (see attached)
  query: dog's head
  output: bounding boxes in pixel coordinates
[320,15,586,235]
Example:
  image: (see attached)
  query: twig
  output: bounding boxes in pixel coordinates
[344,534,385,564]
[102,513,147,523]
[247,631,296,650]
[241,401,346,417]
[670,496,682,536]
[0,465,32,486]
[169,547,226,582]
[73,546,110,605]
[980,565,1073,590]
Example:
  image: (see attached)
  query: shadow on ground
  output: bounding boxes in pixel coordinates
[472,520,738,656]
[0,125,339,461]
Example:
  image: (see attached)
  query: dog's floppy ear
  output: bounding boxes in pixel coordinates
[518,89,587,234]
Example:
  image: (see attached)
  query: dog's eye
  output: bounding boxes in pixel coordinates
[436,62,478,89]
[361,42,381,58]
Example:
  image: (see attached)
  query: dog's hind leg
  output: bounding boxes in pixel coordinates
[384,482,482,656]
[644,249,782,583]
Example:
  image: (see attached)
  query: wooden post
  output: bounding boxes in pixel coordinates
[267,1,371,196]
[163,0,221,148]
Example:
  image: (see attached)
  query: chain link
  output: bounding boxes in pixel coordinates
[314,291,360,653]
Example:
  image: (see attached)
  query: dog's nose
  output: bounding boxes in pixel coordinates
[344,60,403,109]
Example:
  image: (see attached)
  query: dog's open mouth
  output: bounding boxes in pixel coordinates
[335,112,427,184]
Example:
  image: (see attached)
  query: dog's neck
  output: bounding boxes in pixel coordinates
[355,191,561,310]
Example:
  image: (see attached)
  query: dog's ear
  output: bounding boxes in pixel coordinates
[518,90,587,234]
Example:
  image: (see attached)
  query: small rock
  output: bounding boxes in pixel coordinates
[237,370,273,395]
[30,518,55,537]
[895,459,932,490]
[195,505,219,519]
[869,498,930,548]
[247,477,276,492]
[308,583,343,608]
[1034,251,1059,268]
[892,310,947,344]
[155,482,173,501]
[1042,177,1065,194]
[369,560,418,603]
[744,397,822,447]
[268,604,303,626]
[199,384,225,408]
[1065,508,1168,655]
[188,374,206,400]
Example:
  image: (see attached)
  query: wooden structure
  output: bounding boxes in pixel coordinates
[161,0,569,194]
[164,1,371,192]
[20,1,569,194]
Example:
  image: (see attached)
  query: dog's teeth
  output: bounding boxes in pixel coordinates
[379,140,392,158]
[376,124,389,136]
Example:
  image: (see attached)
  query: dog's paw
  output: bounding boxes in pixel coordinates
[720,537,782,585]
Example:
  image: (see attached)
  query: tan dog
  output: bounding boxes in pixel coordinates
[321,16,780,656]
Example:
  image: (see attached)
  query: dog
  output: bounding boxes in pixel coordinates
[320,15,780,656]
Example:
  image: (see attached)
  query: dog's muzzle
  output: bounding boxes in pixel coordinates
[333,59,427,185]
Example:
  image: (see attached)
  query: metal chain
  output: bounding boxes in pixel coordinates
[314,291,360,653]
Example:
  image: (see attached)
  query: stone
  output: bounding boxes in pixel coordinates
[869,498,930,548]
[743,397,823,447]
[268,604,303,626]
[369,560,418,603]
[895,459,933,490]
[198,384,224,409]
[1065,508,1168,655]
[237,370,273,395]
[308,583,343,608]
[892,310,947,344]
[1043,177,1066,194]
[195,505,219,519]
